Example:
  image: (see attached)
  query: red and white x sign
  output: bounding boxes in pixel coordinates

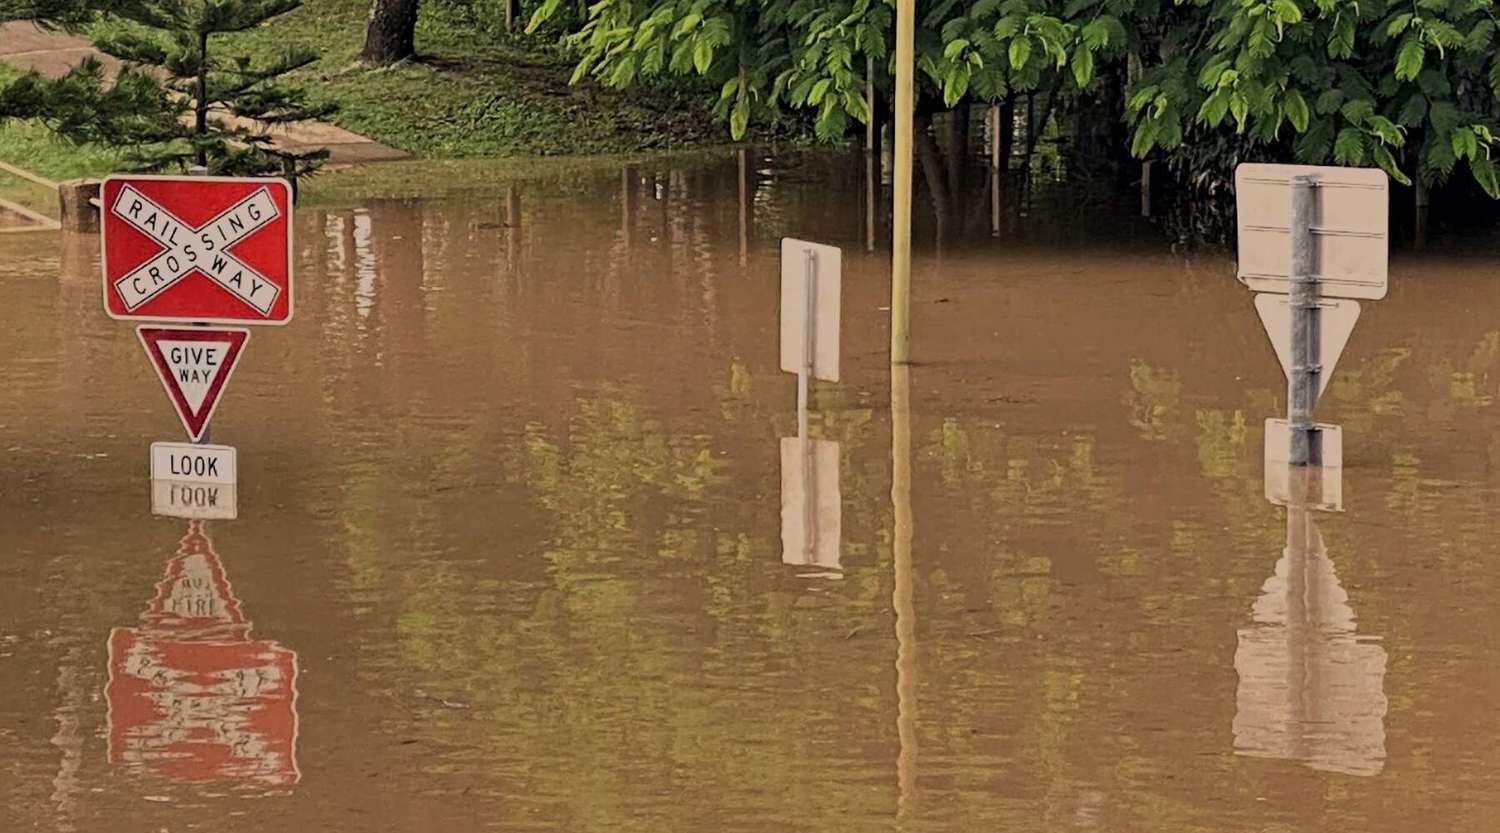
[101,175,294,325]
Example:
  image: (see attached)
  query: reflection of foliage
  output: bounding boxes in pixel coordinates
[1328,347,1409,433]
[1193,409,1248,481]
[1123,360,1182,441]
[1425,331,1499,413]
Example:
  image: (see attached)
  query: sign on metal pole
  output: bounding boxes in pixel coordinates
[1264,419,1343,511]
[780,238,841,383]
[138,326,248,442]
[1235,164,1388,300]
[1255,294,1360,405]
[150,442,237,486]
[101,175,294,325]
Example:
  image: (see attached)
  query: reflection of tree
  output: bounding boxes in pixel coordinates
[1123,360,1182,441]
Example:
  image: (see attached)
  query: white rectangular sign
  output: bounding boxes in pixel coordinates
[1264,419,1343,511]
[150,442,237,485]
[780,238,841,382]
[151,479,238,520]
[1235,164,1388,300]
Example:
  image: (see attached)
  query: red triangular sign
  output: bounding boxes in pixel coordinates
[137,327,249,441]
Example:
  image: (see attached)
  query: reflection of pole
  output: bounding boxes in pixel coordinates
[1284,465,1317,762]
[506,185,521,272]
[621,165,634,250]
[890,0,915,364]
[891,364,916,815]
[49,644,85,833]
[737,149,750,267]
[1288,176,1321,466]
[799,250,818,560]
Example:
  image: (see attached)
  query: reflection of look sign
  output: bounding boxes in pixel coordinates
[101,176,294,325]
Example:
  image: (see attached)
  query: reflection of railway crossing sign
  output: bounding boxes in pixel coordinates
[102,175,294,325]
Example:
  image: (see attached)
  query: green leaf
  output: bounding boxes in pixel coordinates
[1295,118,1334,161]
[1081,19,1109,50]
[1130,120,1158,157]
[1397,93,1428,126]
[807,78,832,106]
[1197,58,1232,90]
[943,38,970,60]
[1334,127,1367,163]
[1283,88,1309,132]
[1230,93,1249,131]
[1396,37,1425,81]
[994,16,1021,39]
[1314,88,1344,115]
[1329,14,1355,58]
[1371,144,1411,185]
[1008,36,1032,70]
[1197,89,1231,126]
[1367,115,1405,145]
[1340,98,1374,124]
[1426,134,1458,177]
[1071,46,1094,87]
[1384,12,1413,38]
[693,39,714,74]
[1452,126,1478,160]
[1472,154,1500,198]
[730,90,750,139]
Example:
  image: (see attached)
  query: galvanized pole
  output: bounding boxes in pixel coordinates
[890,0,915,364]
[1288,175,1321,466]
[190,164,211,446]
[799,250,819,559]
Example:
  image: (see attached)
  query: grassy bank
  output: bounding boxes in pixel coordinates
[211,0,732,157]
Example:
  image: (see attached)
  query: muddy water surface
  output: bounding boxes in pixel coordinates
[3,153,1500,831]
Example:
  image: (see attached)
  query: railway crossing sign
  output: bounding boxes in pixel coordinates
[101,175,294,325]
[138,326,248,442]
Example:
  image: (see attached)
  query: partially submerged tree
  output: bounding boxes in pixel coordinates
[92,0,336,178]
[361,0,421,64]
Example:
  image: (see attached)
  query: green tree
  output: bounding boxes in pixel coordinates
[92,0,336,177]
[1126,0,1500,195]
[0,1,173,142]
[527,0,1121,142]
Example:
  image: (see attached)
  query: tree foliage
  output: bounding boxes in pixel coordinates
[93,0,337,177]
[530,0,1500,196]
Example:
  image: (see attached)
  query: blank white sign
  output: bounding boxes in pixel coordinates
[779,238,841,382]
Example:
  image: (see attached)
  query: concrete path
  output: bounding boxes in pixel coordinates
[0,21,409,164]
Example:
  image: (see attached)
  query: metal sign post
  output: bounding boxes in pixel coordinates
[1287,176,1320,465]
[1235,163,1387,469]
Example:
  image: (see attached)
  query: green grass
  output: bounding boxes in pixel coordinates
[95,0,739,158]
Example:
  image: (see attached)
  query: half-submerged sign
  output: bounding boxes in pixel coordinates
[1265,419,1343,511]
[101,175,294,325]
[138,326,248,442]
[1236,164,1388,300]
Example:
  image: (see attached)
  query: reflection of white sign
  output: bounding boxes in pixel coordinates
[780,437,841,575]
[1235,164,1388,300]
[1255,295,1360,405]
[152,479,238,520]
[1264,419,1343,510]
[779,238,841,382]
[1233,519,1387,776]
[151,442,237,486]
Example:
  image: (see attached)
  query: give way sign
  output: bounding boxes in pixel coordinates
[101,175,294,325]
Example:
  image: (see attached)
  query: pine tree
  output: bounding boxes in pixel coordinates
[92,0,336,180]
[0,1,173,142]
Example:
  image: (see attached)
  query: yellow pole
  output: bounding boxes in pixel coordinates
[890,0,915,364]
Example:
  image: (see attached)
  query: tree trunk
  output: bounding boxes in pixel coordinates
[195,31,208,167]
[362,0,421,64]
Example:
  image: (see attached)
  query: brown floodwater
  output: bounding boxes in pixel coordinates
[3,151,1500,832]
